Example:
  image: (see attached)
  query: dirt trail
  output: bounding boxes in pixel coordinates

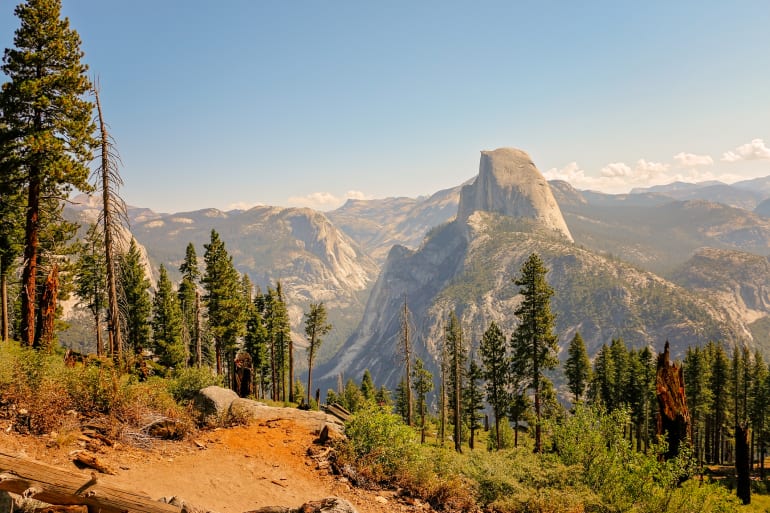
[0,418,424,513]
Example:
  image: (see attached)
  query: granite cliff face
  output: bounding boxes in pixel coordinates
[318,150,747,391]
[457,148,572,241]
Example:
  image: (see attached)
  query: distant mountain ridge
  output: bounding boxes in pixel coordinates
[316,149,751,392]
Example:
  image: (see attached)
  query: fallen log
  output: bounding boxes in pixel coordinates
[0,451,180,513]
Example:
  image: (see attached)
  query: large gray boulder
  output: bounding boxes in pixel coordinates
[192,386,238,421]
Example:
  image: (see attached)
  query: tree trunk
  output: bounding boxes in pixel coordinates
[94,88,122,362]
[195,290,202,368]
[289,338,294,403]
[1,269,8,342]
[0,452,180,513]
[21,173,41,347]
[656,341,691,460]
[736,423,751,505]
[36,264,58,352]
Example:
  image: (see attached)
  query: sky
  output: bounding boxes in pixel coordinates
[2,1,770,214]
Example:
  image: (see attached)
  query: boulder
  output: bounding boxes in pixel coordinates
[245,497,358,513]
[192,386,238,421]
[229,398,344,435]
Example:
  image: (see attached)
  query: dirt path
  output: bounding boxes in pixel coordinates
[0,419,426,513]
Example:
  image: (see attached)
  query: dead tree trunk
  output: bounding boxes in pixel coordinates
[736,423,751,505]
[0,451,180,513]
[36,264,58,352]
[656,341,691,460]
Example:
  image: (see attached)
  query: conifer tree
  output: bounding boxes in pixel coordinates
[152,264,185,370]
[398,298,414,426]
[1,0,96,347]
[464,358,485,450]
[565,332,591,405]
[446,311,465,452]
[480,321,509,451]
[73,223,106,354]
[203,230,245,380]
[178,242,200,366]
[708,342,730,463]
[304,301,331,407]
[749,351,768,476]
[119,239,151,355]
[412,357,434,444]
[266,283,291,401]
[244,299,269,399]
[511,253,558,453]
[360,369,376,403]
[685,345,713,466]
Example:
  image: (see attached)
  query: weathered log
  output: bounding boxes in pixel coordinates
[656,341,691,460]
[0,451,180,513]
[736,423,751,505]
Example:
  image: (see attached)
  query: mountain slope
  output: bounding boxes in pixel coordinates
[130,206,380,362]
[318,149,748,391]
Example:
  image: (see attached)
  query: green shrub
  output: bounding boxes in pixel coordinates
[166,366,221,403]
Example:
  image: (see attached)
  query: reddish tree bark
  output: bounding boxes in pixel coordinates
[656,341,691,459]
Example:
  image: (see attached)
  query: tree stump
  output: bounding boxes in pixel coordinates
[656,341,691,459]
[736,423,751,505]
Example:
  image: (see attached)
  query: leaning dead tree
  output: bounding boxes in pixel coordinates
[93,84,128,361]
[656,341,691,460]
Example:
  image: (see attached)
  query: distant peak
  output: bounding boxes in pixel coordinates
[457,148,573,241]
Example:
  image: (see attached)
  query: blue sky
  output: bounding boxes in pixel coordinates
[2,1,770,213]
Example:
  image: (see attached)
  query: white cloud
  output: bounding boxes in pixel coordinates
[673,152,713,168]
[600,162,634,178]
[287,190,374,211]
[722,138,770,162]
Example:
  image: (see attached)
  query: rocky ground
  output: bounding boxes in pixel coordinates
[0,412,433,513]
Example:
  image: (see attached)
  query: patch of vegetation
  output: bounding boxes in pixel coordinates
[335,404,740,513]
[0,342,193,437]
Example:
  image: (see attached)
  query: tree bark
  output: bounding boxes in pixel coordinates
[1,269,8,342]
[36,264,58,352]
[736,423,751,505]
[0,451,180,513]
[656,341,691,460]
[21,172,41,347]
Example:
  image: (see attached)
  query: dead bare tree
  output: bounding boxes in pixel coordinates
[92,83,128,361]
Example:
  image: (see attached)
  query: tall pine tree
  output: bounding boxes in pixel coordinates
[152,264,185,370]
[511,253,558,453]
[119,239,151,355]
[1,0,95,347]
[565,332,591,405]
[480,321,509,451]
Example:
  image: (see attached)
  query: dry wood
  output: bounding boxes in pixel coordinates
[72,451,115,475]
[0,451,180,513]
[32,505,88,513]
[656,341,691,459]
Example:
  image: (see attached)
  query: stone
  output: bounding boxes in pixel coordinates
[192,386,238,422]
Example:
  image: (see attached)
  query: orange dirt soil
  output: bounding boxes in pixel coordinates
[0,417,431,513]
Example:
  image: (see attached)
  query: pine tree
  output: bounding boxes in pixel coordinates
[203,230,245,381]
[464,358,485,450]
[73,223,107,354]
[445,311,465,452]
[398,298,414,426]
[1,0,96,347]
[119,239,151,355]
[152,265,185,370]
[512,253,558,453]
[412,357,434,444]
[304,302,332,407]
[589,343,614,408]
[565,332,591,405]
[266,283,291,401]
[748,351,768,476]
[708,342,730,464]
[685,345,714,466]
[244,299,269,399]
[360,369,376,403]
[178,242,200,366]
[480,321,509,451]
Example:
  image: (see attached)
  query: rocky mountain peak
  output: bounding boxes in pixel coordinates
[457,148,573,241]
